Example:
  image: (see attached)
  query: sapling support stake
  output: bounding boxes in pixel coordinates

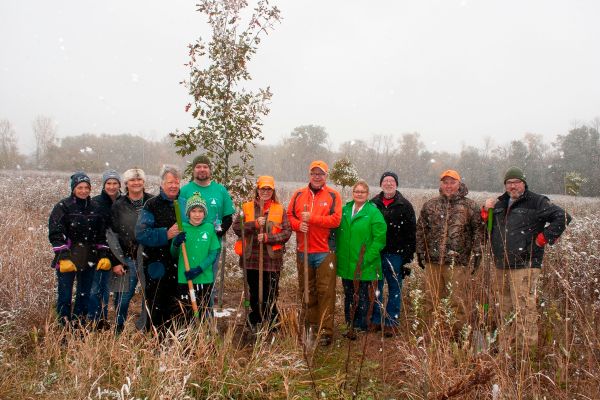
[258,198,265,318]
[174,200,200,319]
[239,206,251,323]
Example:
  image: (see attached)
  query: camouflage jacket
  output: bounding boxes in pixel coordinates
[416,183,484,266]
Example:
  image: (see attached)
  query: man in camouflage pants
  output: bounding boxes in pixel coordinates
[416,169,484,336]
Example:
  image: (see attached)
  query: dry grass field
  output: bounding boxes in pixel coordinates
[1,170,599,399]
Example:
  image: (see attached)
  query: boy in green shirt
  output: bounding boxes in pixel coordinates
[171,192,221,321]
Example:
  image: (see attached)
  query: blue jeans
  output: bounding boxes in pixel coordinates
[342,279,376,330]
[56,267,95,324]
[113,260,139,328]
[306,252,329,269]
[87,269,111,321]
[371,253,403,327]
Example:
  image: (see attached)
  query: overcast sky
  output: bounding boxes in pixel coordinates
[2,0,599,155]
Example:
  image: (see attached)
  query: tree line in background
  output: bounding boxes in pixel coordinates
[1,116,599,196]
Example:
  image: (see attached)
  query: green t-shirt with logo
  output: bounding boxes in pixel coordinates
[179,180,235,227]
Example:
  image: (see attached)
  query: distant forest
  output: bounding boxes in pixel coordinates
[1,117,599,196]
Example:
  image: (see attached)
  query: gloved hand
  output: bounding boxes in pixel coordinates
[185,267,203,281]
[471,254,482,275]
[535,232,548,247]
[417,253,426,269]
[97,258,112,271]
[56,250,72,261]
[173,232,187,247]
[401,266,412,279]
[58,259,77,273]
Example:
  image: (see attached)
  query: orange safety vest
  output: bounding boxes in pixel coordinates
[235,201,284,257]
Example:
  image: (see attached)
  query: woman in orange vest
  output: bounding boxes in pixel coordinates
[233,176,292,331]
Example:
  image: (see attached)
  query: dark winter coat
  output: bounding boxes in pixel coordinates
[490,190,572,269]
[416,183,484,266]
[92,190,120,228]
[371,191,416,264]
[111,192,154,260]
[48,195,109,269]
[92,189,121,265]
[135,189,178,271]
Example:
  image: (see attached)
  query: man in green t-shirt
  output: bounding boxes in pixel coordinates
[179,155,235,302]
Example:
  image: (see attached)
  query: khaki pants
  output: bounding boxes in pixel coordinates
[493,268,540,350]
[297,253,337,337]
[425,263,474,334]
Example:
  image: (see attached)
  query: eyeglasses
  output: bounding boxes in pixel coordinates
[505,180,523,186]
[353,190,368,194]
[310,172,326,177]
[259,187,273,191]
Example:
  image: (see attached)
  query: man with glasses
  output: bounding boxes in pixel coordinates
[482,166,571,353]
[288,160,342,346]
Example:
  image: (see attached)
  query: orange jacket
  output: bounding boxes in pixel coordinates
[287,184,342,253]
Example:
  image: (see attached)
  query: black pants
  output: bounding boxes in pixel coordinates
[144,270,179,333]
[246,269,280,327]
[177,282,213,322]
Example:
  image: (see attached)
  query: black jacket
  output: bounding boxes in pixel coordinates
[111,192,154,260]
[48,195,108,269]
[491,190,571,269]
[135,190,178,272]
[371,191,417,264]
[92,190,121,264]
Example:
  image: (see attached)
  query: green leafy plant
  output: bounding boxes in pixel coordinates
[171,0,280,202]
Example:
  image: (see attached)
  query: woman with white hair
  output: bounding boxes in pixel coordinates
[108,168,154,333]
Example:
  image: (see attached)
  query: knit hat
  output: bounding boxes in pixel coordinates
[185,192,207,217]
[70,171,91,192]
[309,160,328,173]
[102,169,121,187]
[191,154,211,169]
[257,175,275,189]
[379,171,399,186]
[504,166,526,184]
[122,168,146,183]
[440,169,461,181]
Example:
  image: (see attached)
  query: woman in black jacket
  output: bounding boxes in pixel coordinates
[48,172,111,326]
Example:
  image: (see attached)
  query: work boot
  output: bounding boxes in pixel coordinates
[383,325,397,338]
[343,330,357,340]
[318,335,332,346]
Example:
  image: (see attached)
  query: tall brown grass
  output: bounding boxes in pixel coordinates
[1,171,599,399]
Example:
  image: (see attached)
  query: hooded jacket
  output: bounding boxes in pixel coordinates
[336,200,387,281]
[490,190,571,269]
[416,182,483,266]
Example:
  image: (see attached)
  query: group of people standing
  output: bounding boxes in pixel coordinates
[48,157,570,352]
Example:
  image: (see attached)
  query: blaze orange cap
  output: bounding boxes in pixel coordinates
[257,175,275,189]
[440,169,461,181]
[309,160,328,173]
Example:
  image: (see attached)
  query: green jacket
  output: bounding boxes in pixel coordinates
[336,200,387,281]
